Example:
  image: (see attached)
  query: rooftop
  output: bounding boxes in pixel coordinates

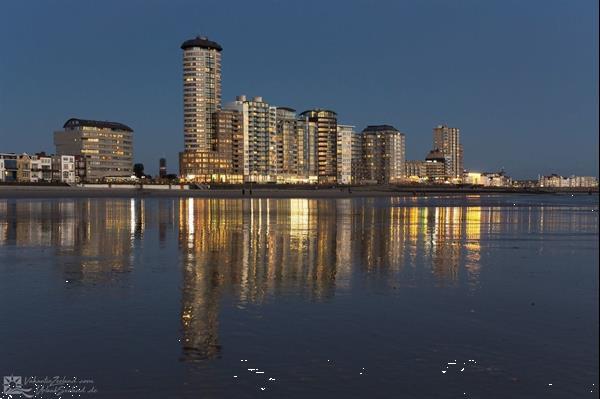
[181,36,223,51]
[299,109,337,117]
[362,125,400,133]
[277,107,296,113]
[63,118,133,132]
[426,149,446,161]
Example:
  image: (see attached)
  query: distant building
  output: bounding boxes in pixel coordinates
[180,36,223,179]
[159,158,167,178]
[433,124,463,181]
[225,95,277,182]
[300,109,338,184]
[213,108,244,182]
[405,160,427,181]
[465,171,512,187]
[539,174,598,188]
[275,107,299,180]
[0,152,76,183]
[350,130,364,184]
[0,153,18,182]
[336,125,354,185]
[33,153,53,182]
[362,125,406,184]
[54,118,133,182]
[512,179,538,188]
[296,117,319,181]
[568,176,598,188]
[425,149,446,181]
[52,155,76,183]
[74,155,87,182]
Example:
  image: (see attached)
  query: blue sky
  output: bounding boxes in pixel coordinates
[0,0,597,178]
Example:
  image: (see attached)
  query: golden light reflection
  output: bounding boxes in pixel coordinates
[0,197,596,362]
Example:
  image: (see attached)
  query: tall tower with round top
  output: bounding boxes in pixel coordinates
[180,36,222,179]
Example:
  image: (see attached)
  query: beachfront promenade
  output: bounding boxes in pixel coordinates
[0,184,596,199]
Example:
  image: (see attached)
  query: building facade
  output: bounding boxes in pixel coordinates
[351,130,364,184]
[425,149,446,181]
[361,125,406,184]
[276,107,299,179]
[433,124,463,180]
[539,174,599,188]
[1,153,77,183]
[299,109,337,184]
[336,125,354,185]
[465,171,512,187]
[212,109,244,182]
[296,117,319,181]
[180,36,223,180]
[405,160,427,181]
[225,95,277,182]
[52,155,76,183]
[159,158,167,178]
[0,153,18,182]
[30,153,53,182]
[54,118,133,181]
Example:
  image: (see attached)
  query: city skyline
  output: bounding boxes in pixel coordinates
[0,0,598,178]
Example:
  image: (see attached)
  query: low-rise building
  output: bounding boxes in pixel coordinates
[465,171,512,187]
[539,174,599,188]
[16,153,32,182]
[539,174,570,188]
[567,176,598,188]
[30,153,53,182]
[405,160,428,181]
[52,155,76,183]
[54,118,134,182]
[424,149,446,182]
[0,153,18,182]
[1,152,78,183]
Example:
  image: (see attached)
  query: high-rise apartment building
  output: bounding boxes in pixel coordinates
[54,118,133,181]
[433,124,463,180]
[299,109,337,184]
[213,109,244,182]
[351,130,364,184]
[225,95,276,182]
[180,36,222,179]
[361,125,405,184]
[296,117,319,181]
[336,125,354,185]
[276,107,299,178]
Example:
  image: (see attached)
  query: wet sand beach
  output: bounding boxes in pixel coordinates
[0,185,594,199]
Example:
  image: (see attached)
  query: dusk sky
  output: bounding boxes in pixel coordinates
[1,0,597,178]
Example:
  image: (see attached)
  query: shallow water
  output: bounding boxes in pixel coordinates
[0,194,598,398]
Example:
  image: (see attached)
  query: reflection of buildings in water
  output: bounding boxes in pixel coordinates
[176,198,340,361]
[178,198,242,361]
[0,199,144,284]
[428,207,463,285]
[157,199,176,246]
[60,199,142,284]
[335,199,352,289]
[354,199,406,280]
[464,207,482,288]
[423,206,484,287]
[0,201,76,247]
